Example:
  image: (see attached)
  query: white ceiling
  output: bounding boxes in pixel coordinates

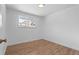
[6,4,78,16]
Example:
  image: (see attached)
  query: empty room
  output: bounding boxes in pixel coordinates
[0,4,79,55]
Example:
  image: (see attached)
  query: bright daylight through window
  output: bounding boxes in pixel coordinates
[17,16,35,28]
[0,14,2,27]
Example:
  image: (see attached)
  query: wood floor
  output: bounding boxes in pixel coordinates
[5,39,79,55]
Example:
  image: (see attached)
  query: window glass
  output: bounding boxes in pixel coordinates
[0,14,2,27]
[17,16,35,27]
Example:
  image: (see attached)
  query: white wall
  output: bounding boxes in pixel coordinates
[0,4,7,55]
[43,6,79,50]
[0,4,6,38]
[6,5,79,51]
[6,8,43,46]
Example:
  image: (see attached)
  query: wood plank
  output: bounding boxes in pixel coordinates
[5,39,79,55]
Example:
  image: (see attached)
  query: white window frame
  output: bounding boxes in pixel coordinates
[0,14,2,27]
[17,16,35,28]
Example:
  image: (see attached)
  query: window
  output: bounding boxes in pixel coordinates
[17,16,35,27]
[0,14,2,27]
